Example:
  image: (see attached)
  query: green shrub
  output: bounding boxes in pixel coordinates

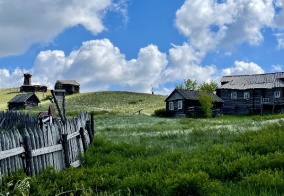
[153,108,173,117]
[165,171,223,196]
[128,99,143,105]
[241,169,284,193]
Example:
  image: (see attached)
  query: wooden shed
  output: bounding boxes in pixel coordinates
[165,89,224,117]
[54,80,80,95]
[8,93,40,110]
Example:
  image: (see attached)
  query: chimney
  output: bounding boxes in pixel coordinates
[23,73,32,85]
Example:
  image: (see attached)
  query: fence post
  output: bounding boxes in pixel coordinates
[79,127,87,152]
[85,120,93,143]
[23,135,33,176]
[39,116,43,130]
[62,134,70,168]
[90,113,95,136]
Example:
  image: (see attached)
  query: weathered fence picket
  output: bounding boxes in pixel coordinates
[0,111,94,177]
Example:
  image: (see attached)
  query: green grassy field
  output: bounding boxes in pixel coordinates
[1,90,284,195]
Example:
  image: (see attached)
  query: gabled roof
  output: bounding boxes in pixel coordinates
[218,72,284,90]
[56,80,80,86]
[8,93,40,103]
[165,89,224,103]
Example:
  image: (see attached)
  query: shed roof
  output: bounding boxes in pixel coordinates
[218,72,284,90]
[165,89,224,103]
[8,93,40,103]
[56,80,80,86]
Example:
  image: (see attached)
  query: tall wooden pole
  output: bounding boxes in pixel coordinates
[51,90,65,124]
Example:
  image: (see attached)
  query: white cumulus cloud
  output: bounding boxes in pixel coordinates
[221,61,265,76]
[0,0,127,57]
[32,39,168,93]
[165,43,216,84]
[175,0,276,52]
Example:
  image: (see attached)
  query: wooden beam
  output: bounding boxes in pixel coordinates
[51,90,65,124]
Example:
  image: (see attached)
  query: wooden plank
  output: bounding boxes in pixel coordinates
[24,128,35,175]
[32,144,63,157]
[50,124,62,171]
[27,128,38,175]
[67,131,80,140]
[6,131,16,173]
[44,126,54,167]
[0,147,25,160]
[33,126,43,172]
[23,134,32,176]
[70,160,80,168]
[37,127,46,170]
[14,129,24,171]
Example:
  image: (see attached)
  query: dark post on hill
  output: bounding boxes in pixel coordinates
[51,89,66,124]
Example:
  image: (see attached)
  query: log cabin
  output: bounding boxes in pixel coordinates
[54,80,80,95]
[216,72,284,115]
[165,89,224,117]
[8,93,40,110]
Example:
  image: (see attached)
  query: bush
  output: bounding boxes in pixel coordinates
[241,169,284,193]
[165,171,223,196]
[153,108,173,117]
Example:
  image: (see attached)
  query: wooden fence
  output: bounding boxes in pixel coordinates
[0,111,94,176]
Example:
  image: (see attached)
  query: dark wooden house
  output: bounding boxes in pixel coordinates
[8,93,40,110]
[20,73,47,93]
[54,80,80,95]
[165,89,224,117]
[216,72,284,115]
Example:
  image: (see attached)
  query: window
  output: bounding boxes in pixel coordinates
[244,92,250,99]
[231,92,237,99]
[274,91,281,98]
[178,100,183,110]
[169,102,174,110]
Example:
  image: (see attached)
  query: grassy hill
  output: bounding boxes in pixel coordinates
[0,88,167,115]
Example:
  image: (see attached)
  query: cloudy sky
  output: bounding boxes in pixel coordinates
[0,0,283,94]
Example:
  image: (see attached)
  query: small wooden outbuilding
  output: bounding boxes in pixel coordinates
[8,93,40,110]
[165,89,224,117]
[38,104,57,124]
[54,80,80,95]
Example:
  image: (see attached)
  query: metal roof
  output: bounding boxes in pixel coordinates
[166,89,224,103]
[56,80,80,86]
[8,93,40,103]
[218,72,284,90]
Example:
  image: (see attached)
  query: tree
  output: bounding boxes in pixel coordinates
[198,80,218,93]
[175,79,197,90]
[197,80,218,118]
[198,92,214,118]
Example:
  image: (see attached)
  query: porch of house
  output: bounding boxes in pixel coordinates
[260,97,284,114]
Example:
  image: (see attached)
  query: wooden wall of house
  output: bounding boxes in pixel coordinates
[218,88,284,115]
[8,103,25,110]
[55,84,80,95]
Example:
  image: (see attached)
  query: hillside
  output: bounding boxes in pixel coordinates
[0,88,167,115]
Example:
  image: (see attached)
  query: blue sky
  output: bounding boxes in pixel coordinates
[0,0,284,94]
